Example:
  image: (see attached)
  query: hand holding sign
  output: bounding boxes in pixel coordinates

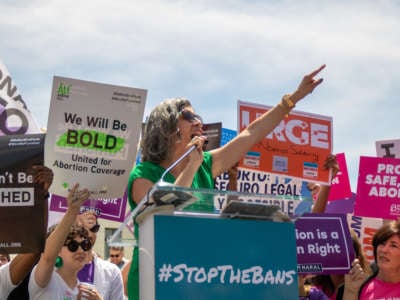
[32,165,54,192]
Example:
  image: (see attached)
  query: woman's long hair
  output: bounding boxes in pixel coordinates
[141,98,191,163]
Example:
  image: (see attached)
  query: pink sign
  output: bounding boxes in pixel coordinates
[355,156,400,220]
[328,153,352,201]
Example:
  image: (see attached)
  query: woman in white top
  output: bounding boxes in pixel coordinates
[77,211,124,300]
[28,183,102,300]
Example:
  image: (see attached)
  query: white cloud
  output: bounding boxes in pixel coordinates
[1,0,400,191]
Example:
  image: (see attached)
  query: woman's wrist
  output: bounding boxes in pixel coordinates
[281,94,295,109]
[289,90,304,104]
[278,94,295,116]
[66,206,81,216]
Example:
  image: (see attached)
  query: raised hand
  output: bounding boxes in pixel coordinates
[32,165,54,192]
[67,183,90,212]
[291,64,326,103]
[324,154,340,181]
[342,259,368,299]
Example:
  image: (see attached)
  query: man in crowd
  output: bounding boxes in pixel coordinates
[108,246,129,270]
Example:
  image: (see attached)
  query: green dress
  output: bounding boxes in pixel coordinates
[126,151,214,300]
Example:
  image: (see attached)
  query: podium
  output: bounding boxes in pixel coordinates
[130,184,310,300]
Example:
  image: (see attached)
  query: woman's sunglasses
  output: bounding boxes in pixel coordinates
[64,239,92,252]
[89,224,100,233]
[180,110,203,124]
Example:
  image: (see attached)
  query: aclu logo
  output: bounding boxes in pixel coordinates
[390,204,400,216]
[57,82,71,100]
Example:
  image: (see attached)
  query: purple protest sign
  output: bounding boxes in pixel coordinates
[50,192,128,222]
[355,156,400,220]
[295,213,355,274]
[326,193,356,214]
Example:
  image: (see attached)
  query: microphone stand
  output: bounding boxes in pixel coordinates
[150,144,197,206]
[158,145,196,182]
[107,145,198,246]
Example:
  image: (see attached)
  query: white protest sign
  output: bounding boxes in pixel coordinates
[0,59,41,135]
[376,138,400,158]
[348,214,383,263]
[45,76,146,199]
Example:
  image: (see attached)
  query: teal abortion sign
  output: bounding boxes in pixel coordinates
[154,215,298,299]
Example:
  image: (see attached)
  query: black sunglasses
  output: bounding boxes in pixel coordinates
[90,224,100,233]
[64,239,92,252]
[180,110,203,124]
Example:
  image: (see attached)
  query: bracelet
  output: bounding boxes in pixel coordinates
[281,94,295,109]
[279,94,295,117]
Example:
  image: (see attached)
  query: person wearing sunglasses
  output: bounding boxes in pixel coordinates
[108,246,129,270]
[127,65,326,300]
[76,211,124,300]
[27,183,96,299]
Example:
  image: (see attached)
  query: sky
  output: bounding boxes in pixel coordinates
[1,0,399,191]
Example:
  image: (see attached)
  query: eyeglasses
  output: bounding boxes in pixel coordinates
[180,110,203,124]
[89,224,100,233]
[64,239,92,252]
[110,254,120,258]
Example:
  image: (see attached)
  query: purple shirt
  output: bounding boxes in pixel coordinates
[299,287,330,300]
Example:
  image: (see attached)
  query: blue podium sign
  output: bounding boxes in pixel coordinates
[154,215,298,299]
